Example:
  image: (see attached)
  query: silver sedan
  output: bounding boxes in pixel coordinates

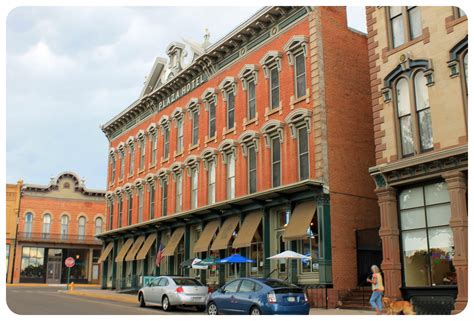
[138,276,210,312]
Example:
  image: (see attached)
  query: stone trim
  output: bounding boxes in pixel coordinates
[260,119,284,146]
[238,130,260,156]
[238,64,259,90]
[218,139,238,164]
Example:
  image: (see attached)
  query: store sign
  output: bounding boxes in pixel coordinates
[157,74,208,111]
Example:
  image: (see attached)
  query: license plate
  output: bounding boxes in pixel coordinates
[192,297,201,301]
[287,296,296,302]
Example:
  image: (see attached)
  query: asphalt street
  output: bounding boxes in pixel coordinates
[6,286,202,315]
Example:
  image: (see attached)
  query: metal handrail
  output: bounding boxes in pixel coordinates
[17,232,102,244]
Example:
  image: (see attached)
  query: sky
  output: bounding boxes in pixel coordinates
[6,6,367,190]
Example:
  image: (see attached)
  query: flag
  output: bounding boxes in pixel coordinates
[155,243,165,267]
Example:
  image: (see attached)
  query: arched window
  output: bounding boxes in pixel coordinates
[396,78,415,156]
[78,216,86,240]
[414,71,433,152]
[95,217,103,236]
[60,215,69,240]
[24,213,33,237]
[42,214,51,239]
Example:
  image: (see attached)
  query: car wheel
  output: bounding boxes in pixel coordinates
[250,306,261,315]
[196,305,206,312]
[207,302,218,315]
[139,293,146,307]
[162,296,173,312]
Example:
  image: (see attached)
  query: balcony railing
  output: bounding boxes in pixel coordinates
[17,232,102,245]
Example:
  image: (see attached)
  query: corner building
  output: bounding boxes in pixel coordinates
[366,6,467,314]
[99,6,378,308]
[12,172,106,284]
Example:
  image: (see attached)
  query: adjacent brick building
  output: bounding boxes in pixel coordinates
[98,6,379,307]
[366,6,467,314]
[6,181,23,283]
[11,172,106,284]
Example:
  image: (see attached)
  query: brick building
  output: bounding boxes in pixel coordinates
[6,180,23,283]
[11,172,106,284]
[366,6,467,314]
[98,6,379,307]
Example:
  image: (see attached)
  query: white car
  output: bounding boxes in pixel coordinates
[138,276,210,312]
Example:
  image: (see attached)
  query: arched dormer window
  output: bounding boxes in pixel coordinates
[187,98,200,147]
[284,36,308,100]
[383,58,434,158]
[147,123,158,166]
[171,107,185,155]
[219,77,237,131]
[200,148,218,204]
[261,120,285,187]
[159,115,170,160]
[285,108,312,180]
[260,51,283,110]
[218,139,238,200]
[126,136,136,176]
[202,88,218,139]
[239,64,259,122]
[184,155,200,209]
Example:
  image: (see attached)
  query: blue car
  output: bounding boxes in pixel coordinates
[206,278,310,315]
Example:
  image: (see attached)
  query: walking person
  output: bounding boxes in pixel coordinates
[367,265,384,314]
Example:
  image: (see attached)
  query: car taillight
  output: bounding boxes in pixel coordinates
[267,291,277,304]
[304,293,309,302]
[208,287,212,293]
[176,286,184,293]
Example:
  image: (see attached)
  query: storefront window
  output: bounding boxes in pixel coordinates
[20,247,45,281]
[299,215,319,273]
[175,241,185,276]
[399,182,456,287]
[250,223,263,275]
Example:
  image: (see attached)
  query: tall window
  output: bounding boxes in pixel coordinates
[455,7,466,18]
[161,181,168,217]
[110,155,116,183]
[208,100,216,138]
[226,153,236,199]
[298,126,309,180]
[248,146,257,193]
[389,6,422,48]
[138,188,144,223]
[270,66,280,109]
[151,134,157,166]
[394,71,433,157]
[191,168,199,209]
[247,80,256,120]
[295,52,307,98]
[108,200,114,229]
[149,185,155,219]
[60,215,69,240]
[127,194,133,225]
[95,217,103,236]
[176,174,183,212]
[42,214,51,239]
[208,161,216,204]
[227,92,235,130]
[299,213,319,273]
[119,151,125,180]
[118,198,123,228]
[24,213,33,237]
[129,145,135,176]
[163,127,170,159]
[78,216,86,240]
[399,182,455,287]
[271,136,281,187]
[139,138,146,170]
[192,110,199,146]
[176,119,184,154]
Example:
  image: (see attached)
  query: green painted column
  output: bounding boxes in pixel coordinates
[263,209,271,277]
[184,225,191,277]
[318,201,332,285]
[290,240,298,284]
[155,230,161,276]
[101,257,108,289]
[219,249,226,286]
[111,240,118,290]
[240,247,247,277]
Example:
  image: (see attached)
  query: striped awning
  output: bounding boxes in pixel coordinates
[98,242,114,264]
[136,233,157,261]
[115,238,134,262]
[125,235,146,262]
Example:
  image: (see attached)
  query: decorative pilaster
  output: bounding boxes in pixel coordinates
[442,170,468,314]
[375,187,402,299]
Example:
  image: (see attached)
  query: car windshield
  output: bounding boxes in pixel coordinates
[262,280,296,288]
[173,278,203,286]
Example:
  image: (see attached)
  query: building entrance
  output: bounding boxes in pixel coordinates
[46,249,62,284]
[356,228,382,286]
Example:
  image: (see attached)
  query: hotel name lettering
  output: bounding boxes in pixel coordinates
[157,74,208,110]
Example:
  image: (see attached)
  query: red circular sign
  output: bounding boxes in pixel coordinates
[65,257,75,268]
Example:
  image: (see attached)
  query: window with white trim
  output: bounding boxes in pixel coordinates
[24,213,33,237]
[177,118,184,154]
[138,187,144,223]
[239,65,259,121]
[261,51,282,110]
[285,108,312,181]
[163,127,170,159]
[78,216,86,240]
[191,167,199,209]
[284,36,308,99]
[42,214,51,239]
[95,217,103,236]
[139,137,146,171]
[219,77,237,130]
[176,173,183,212]
[388,6,422,49]
[127,193,133,225]
[271,136,281,187]
[208,160,216,204]
[128,143,135,176]
[149,184,155,219]
[150,133,157,166]
[60,215,69,240]
[227,153,236,199]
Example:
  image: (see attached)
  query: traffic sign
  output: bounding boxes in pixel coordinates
[65,257,75,268]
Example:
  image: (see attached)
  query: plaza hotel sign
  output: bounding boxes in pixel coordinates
[157,73,208,111]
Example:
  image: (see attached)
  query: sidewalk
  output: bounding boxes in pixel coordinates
[61,288,375,314]
[7,283,100,288]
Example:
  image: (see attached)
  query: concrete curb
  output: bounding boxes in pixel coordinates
[61,290,137,304]
[7,283,100,288]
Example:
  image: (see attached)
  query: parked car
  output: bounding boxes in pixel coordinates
[138,276,210,312]
[206,278,310,315]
